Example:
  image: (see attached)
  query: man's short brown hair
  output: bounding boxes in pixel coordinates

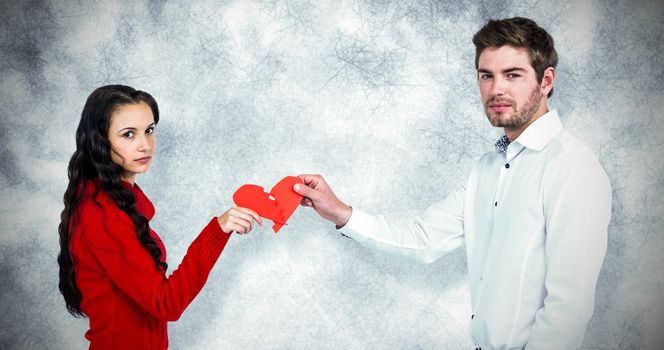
[473,17,558,98]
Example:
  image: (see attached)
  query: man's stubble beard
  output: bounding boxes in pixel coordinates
[485,85,542,130]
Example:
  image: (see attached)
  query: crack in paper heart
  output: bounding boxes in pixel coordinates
[232,176,304,233]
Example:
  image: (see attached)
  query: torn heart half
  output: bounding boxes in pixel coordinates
[232,176,304,233]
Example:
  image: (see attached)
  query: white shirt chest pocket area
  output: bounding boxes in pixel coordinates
[492,160,546,226]
[490,175,548,256]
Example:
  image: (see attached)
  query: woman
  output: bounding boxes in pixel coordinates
[57,84,260,349]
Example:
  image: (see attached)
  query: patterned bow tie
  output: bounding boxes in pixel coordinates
[495,135,510,152]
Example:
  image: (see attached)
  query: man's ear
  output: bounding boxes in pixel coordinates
[540,67,555,97]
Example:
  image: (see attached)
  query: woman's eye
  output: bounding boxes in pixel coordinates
[146,127,155,134]
[123,131,135,138]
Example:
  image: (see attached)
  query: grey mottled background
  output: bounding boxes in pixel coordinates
[1,0,663,349]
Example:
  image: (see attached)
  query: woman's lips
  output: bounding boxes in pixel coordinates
[135,156,151,164]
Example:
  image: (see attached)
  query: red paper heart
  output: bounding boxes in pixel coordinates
[232,176,304,233]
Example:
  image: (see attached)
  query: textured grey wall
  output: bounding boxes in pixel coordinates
[1,0,663,349]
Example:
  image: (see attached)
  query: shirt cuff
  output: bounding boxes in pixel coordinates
[337,207,377,243]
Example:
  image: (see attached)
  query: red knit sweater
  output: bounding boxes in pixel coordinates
[70,180,231,349]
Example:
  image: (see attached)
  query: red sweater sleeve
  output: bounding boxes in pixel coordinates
[79,205,231,322]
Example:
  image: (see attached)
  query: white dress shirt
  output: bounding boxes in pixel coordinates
[339,110,612,349]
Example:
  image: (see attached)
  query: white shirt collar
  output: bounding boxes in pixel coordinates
[512,110,563,152]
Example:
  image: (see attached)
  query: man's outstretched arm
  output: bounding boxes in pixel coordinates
[294,174,465,264]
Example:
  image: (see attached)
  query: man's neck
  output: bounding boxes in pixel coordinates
[504,104,549,142]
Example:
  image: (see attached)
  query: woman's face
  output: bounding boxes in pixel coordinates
[107,102,156,184]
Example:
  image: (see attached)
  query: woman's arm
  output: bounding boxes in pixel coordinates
[79,205,258,321]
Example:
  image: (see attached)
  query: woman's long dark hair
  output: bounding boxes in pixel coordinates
[58,85,167,317]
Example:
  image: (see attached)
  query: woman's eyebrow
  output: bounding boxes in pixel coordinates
[117,127,137,133]
[117,123,155,133]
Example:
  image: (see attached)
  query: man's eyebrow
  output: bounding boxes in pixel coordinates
[477,67,528,74]
[502,67,528,73]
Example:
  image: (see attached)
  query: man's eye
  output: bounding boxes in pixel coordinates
[507,73,520,79]
[480,74,492,80]
[146,127,155,134]
[123,131,135,138]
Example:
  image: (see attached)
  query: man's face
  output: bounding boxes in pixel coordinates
[477,45,544,131]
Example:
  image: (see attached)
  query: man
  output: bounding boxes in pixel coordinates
[293,17,612,349]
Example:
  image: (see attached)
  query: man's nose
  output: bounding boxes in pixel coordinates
[490,76,507,97]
